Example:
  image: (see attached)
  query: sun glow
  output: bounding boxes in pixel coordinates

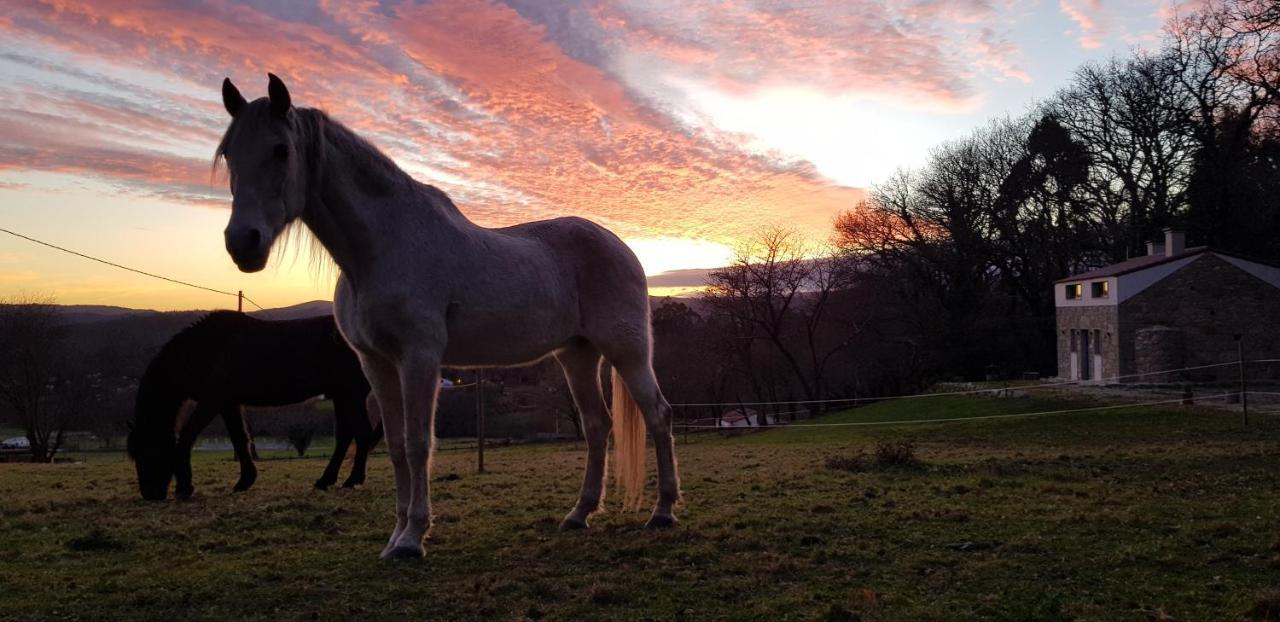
[666,83,977,188]
[626,237,734,275]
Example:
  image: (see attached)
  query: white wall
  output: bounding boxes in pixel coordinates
[1055,276,1118,308]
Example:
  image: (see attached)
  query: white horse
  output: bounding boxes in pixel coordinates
[215,74,680,559]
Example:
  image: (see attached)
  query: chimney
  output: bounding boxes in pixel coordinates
[1164,228,1185,257]
[1147,241,1165,256]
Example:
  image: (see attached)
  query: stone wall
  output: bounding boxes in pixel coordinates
[1118,253,1280,380]
[1133,326,1185,377]
[1055,304,1119,380]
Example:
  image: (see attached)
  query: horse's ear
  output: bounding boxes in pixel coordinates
[267,73,291,117]
[222,78,246,117]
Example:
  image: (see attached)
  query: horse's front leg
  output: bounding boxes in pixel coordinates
[358,353,409,559]
[341,392,381,488]
[344,400,382,488]
[386,349,442,559]
[174,402,220,500]
[316,405,353,490]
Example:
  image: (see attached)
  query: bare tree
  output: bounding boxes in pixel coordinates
[1046,53,1197,259]
[0,295,79,462]
[703,228,853,417]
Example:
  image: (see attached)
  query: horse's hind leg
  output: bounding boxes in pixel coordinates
[316,399,354,490]
[555,342,610,529]
[174,402,219,500]
[610,355,681,528]
[223,405,258,492]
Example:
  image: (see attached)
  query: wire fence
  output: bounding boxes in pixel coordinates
[667,360,1248,408]
[672,357,1280,434]
[0,225,267,312]
[677,393,1242,430]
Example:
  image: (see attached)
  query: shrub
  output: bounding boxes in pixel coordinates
[825,441,921,473]
[286,424,317,457]
[874,441,918,467]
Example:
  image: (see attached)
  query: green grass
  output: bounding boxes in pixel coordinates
[3,394,1280,620]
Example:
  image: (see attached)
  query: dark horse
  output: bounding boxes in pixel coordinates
[126,311,380,500]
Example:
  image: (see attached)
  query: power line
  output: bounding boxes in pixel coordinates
[0,226,265,311]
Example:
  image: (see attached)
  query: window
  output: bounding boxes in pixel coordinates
[1065,283,1082,299]
[1091,281,1109,298]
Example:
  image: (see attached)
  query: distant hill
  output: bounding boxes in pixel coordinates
[249,300,332,320]
[50,300,333,324]
[46,301,334,381]
[55,304,159,324]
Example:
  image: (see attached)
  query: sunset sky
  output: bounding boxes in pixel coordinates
[0,0,1183,310]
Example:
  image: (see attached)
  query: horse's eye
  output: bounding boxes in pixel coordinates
[273,144,288,160]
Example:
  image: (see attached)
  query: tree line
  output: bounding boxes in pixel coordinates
[657,0,1280,421]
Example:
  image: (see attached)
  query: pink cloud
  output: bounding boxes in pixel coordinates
[1060,0,1106,49]
[588,0,1028,106]
[0,0,895,247]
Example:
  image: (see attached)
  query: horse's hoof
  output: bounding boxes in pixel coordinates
[232,482,252,493]
[559,516,590,530]
[314,479,333,491]
[645,514,677,529]
[175,489,194,502]
[380,545,424,560]
[340,479,362,489]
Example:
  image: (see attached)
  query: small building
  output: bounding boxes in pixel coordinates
[718,409,778,428]
[1055,229,1280,383]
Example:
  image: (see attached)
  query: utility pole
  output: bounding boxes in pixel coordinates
[1236,334,1248,426]
[238,290,243,313]
[475,370,485,473]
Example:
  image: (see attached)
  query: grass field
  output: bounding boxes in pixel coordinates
[3,392,1280,621]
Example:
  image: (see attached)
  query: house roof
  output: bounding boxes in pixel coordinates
[1057,246,1280,283]
[1055,247,1210,283]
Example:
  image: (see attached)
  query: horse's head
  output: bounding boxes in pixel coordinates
[217,74,307,273]
[126,385,181,501]
[126,422,176,501]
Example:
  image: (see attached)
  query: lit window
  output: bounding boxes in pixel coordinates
[1091,281,1109,298]
[1065,283,1082,299]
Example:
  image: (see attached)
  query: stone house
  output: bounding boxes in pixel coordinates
[1055,229,1280,382]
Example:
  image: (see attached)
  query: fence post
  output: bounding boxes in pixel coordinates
[1236,334,1248,426]
[475,370,485,473]
[238,290,243,313]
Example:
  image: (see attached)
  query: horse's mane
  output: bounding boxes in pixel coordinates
[136,312,223,393]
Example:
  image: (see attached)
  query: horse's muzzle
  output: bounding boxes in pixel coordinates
[224,225,270,272]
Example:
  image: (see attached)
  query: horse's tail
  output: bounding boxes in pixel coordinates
[611,368,647,512]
